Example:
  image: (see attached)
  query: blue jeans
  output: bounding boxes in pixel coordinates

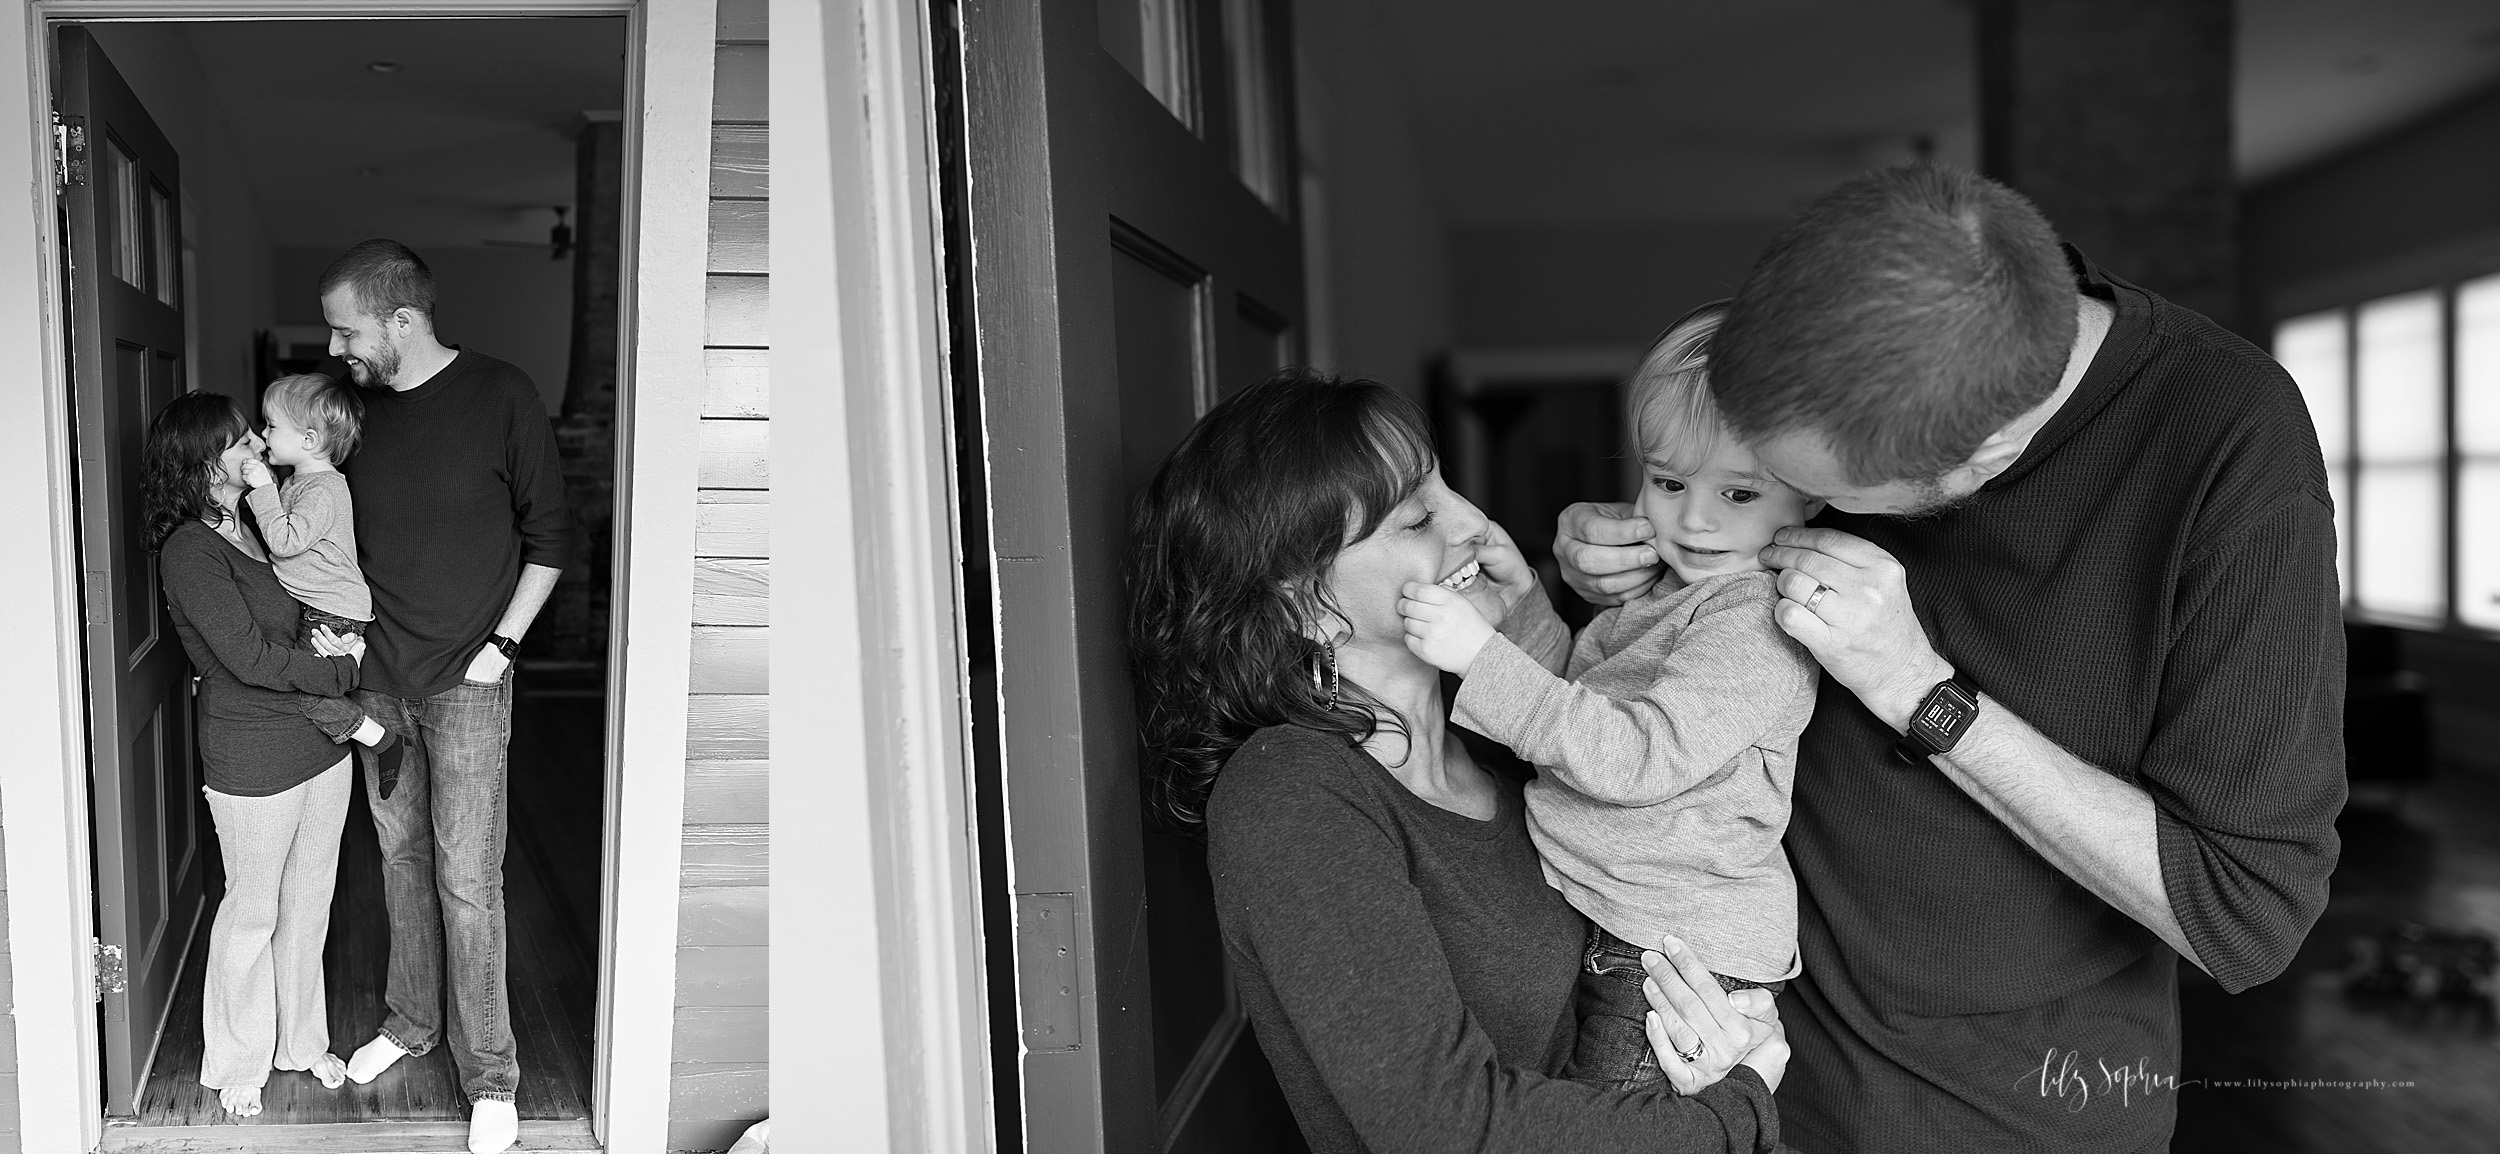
[353,672,519,1103]
[1565,925,1785,1089]
[296,609,372,744]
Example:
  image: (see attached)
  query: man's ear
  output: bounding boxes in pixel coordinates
[1954,429,2028,486]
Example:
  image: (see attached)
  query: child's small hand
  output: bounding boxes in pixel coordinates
[1398,581,1497,676]
[238,455,274,490]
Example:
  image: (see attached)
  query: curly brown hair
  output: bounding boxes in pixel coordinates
[141,392,249,550]
[1126,368,1438,829]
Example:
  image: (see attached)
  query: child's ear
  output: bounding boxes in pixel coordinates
[1802,498,1827,520]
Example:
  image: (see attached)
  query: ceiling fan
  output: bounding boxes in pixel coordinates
[482,205,574,260]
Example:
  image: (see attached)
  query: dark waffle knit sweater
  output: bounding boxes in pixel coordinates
[161,521,361,796]
[341,349,573,698]
[1777,250,2346,1152]
[1207,724,1782,1154]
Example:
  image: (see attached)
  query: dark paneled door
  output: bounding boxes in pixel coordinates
[958,0,1305,1149]
[58,26,206,1116]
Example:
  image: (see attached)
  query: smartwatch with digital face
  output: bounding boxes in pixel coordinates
[1894,675,1980,765]
[488,633,521,661]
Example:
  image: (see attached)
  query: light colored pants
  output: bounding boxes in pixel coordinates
[199,755,351,1091]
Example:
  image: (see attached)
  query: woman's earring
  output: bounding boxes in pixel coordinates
[1308,640,1339,710]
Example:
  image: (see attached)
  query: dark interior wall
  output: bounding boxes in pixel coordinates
[2240,78,2500,328]
[1452,220,1784,348]
[272,245,574,415]
[1294,0,1453,398]
[2238,79,2500,775]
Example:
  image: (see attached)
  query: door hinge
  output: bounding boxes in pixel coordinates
[54,111,87,190]
[92,938,126,1001]
[1014,892,1082,1053]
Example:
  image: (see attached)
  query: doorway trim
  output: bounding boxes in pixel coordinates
[773,0,993,1150]
[0,2,716,1151]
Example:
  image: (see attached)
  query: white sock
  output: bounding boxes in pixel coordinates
[469,1098,520,1154]
[352,717,386,746]
[346,1032,409,1084]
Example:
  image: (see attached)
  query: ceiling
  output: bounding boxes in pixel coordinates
[1370,0,2500,227]
[91,4,2500,244]
[127,17,626,250]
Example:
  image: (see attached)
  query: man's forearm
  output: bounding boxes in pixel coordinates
[494,563,563,641]
[1923,703,2207,973]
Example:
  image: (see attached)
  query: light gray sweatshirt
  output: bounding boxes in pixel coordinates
[244,470,371,622]
[1459,571,1817,982]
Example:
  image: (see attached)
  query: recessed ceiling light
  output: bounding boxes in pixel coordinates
[358,166,384,178]
[367,61,403,74]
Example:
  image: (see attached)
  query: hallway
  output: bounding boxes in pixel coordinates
[121,675,605,1133]
[2177,766,2500,1152]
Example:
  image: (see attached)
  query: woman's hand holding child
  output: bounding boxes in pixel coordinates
[308,624,365,664]
[1641,934,1790,1096]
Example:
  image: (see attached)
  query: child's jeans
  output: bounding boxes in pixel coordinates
[1563,924,1786,1089]
[296,607,372,744]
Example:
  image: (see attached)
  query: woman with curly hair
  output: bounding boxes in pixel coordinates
[1128,369,1788,1153]
[143,391,364,1117]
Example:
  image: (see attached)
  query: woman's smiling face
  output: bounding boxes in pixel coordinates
[215,428,267,491]
[1317,466,1494,660]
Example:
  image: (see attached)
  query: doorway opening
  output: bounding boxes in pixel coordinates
[57,16,627,1139]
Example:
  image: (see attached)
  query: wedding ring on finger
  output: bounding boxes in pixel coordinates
[1805,584,1832,613]
[1674,1037,1705,1063]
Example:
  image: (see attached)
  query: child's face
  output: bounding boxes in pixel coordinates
[1635,435,1822,587]
[261,403,319,468]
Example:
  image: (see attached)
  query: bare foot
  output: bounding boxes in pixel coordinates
[217,1085,262,1117]
[308,1052,348,1089]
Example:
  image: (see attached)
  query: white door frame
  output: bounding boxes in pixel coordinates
[772,0,994,1149]
[0,2,715,1150]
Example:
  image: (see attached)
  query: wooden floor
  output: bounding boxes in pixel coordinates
[2176,764,2500,1153]
[123,676,607,1128]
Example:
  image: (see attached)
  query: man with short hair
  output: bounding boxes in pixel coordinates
[318,238,572,1154]
[1556,163,2344,1152]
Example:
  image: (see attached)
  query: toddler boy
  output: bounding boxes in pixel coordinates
[1397,301,1822,1087]
[238,374,403,786]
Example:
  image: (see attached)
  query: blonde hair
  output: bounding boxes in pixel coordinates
[263,373,364,464]
[1625,300,1731,475]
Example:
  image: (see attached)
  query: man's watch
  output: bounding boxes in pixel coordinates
[1894,675,1980,764]
[487,634,520,660]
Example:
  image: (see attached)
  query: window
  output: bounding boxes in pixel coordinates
[2354,292,2444,620]
[2460,275,2500,630]
[1101,0,1195,124]
[2276,272,2500,633]
[2277,311,2350,596]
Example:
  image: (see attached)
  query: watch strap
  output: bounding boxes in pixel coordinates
[489,634,520,660]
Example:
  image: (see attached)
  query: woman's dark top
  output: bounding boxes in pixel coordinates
[160,520,359,796]
[1206,724,1780,1154]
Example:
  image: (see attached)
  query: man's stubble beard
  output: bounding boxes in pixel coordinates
[351,339,403,388]
[1889,472,1980,521]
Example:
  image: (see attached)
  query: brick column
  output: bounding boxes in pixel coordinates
[1978,0,2238,326]
[541,114,624,664]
